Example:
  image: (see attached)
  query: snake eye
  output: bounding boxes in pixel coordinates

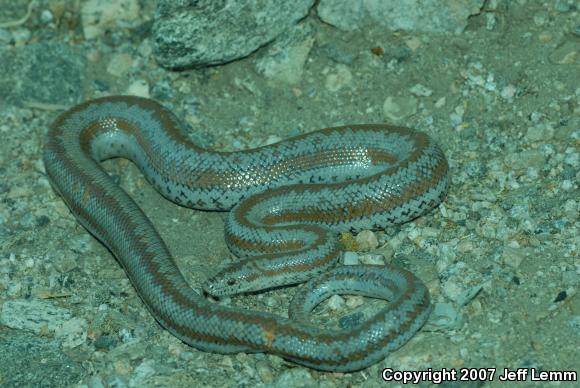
[227,279,236,286]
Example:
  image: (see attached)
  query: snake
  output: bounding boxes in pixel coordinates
[43,95,448,372]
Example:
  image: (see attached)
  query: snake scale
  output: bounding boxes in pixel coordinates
[43,95,448,371]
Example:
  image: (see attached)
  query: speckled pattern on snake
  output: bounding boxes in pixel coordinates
[43,95,449,372]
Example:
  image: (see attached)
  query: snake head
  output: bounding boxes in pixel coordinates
[204,259,265,297]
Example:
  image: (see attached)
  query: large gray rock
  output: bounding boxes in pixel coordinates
[317,0,484,33]
[153,0,315,69]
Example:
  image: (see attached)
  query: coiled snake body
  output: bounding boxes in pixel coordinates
[43,96,448,371]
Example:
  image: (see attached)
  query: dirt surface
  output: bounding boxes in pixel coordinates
[1,1,579,387]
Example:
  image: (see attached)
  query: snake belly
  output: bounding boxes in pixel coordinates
[43,95,448,372]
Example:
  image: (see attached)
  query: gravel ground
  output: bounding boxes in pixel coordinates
[0,1,579,387]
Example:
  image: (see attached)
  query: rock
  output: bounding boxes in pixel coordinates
[342,251,360,265]
[153,0,314,68]
[508,149,546,170]
[429,302,463,330]
[271,368,316,387]
[1,299,71,334]
[106,53,133,77]
[254,23,315,85]
[81,0,140,40]
[55,317,88,349]
[358,254,385,265]
[326,294,345,310]
[502,244,530,269]
[324,64,353,92]
[382,95,417,123]
[439,262,483,306]
[317,0,484,33]
[355,230,379,250]
[126,79,150,97]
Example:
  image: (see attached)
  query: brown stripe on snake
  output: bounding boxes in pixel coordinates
[43,95,448,372]
[222,232,340,284]
[224,224,331,253]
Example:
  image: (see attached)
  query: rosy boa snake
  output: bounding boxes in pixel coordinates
[43,96,448,371]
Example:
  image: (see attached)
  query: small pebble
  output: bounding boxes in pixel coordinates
[355,230,379,250]
[382,95,417,123]
[327,294,345,310]
[325,64,353,92]
[342,251,360,265]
